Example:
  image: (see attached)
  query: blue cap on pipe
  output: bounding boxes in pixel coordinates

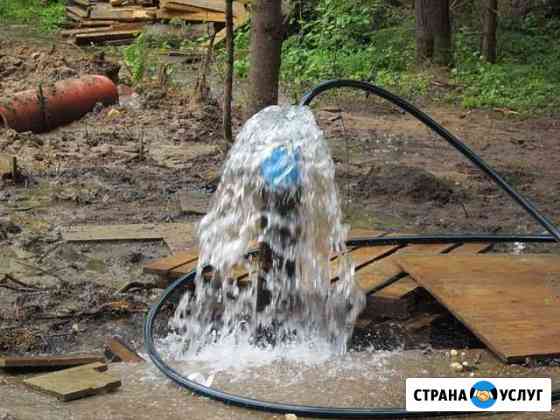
[260,145,301,191]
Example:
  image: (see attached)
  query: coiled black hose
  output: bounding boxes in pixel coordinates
[145,80,560,417]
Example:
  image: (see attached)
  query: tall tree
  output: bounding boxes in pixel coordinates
[247,0,284,118]
[223,0,234,143]
[432,0,452,66]
[415,0,433,63]
[415,0,452,66]
[481,0,498,63]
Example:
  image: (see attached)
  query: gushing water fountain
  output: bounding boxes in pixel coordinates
[168,105,364,358]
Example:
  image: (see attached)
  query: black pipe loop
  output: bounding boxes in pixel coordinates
[145,80,560,417]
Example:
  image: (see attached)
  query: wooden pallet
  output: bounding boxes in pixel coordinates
[397,254,560,362]
[143,230,492,318]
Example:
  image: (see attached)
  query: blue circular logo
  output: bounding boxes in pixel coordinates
[470,381,498,409]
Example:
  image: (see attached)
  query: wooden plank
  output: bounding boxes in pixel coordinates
[156,8,226,22]
[75,28,142,44]
[89,6,156,21]
[23,362,121,401]
[144,249,199,275]
[66,6,89,18]
[162,0,227,13]
[163,0,246,18]
[168,258,201,278]
[376,242,492,299]
[61,26,113,37]
[62,223,194,252]
[0,355,104,370]
[63,224,164,241]
[397,254,560,362]
[359,242,491,320]
[356,243,456,294]
[79,19,115,27]
[105,337,144,363]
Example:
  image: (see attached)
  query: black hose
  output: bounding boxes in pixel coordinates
[145,80,560,417]
[301,80,560,243]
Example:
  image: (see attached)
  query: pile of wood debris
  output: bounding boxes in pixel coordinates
[63,0,249,45]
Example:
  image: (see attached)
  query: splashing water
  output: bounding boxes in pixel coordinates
[168,106,365,362]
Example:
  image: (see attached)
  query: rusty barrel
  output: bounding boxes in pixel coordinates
[0,75,118,133]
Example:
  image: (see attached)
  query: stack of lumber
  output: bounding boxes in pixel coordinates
[158,0,249,43]
[64,0,249,45]
[64,0,156,45]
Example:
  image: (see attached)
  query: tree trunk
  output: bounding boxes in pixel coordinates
[415,0,433,64]
[223,0,234,143]
[247,0,284,118]
[481,0,498,63]
[432,0,452,66]
[415,0,452,66]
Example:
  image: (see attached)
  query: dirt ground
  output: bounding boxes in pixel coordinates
[1,26,560,419]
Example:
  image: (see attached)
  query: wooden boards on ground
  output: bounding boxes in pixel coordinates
[23,362,121,401]
[0,355,104,370]
[356,242,492,319]
[143,229,385,280]
[62,223,194,252]
[397,254,560,362]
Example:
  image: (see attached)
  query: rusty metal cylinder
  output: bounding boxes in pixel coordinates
[0,75,118,133]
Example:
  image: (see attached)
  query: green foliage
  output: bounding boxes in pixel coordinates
[280,0,422,99]
[123,33,148,85]
[452,14,560,112]
[0,0,64,32]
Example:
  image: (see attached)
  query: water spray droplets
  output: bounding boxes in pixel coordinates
[169,106,365,359]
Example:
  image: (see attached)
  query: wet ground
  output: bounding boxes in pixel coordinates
[1,348,559,419]
[1,25,560,420]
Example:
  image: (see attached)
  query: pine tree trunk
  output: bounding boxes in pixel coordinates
[432,0,452,66]
[223,0,234,143]
[481,0,498,63]
[247,0,284,118]
[415,0,433,64]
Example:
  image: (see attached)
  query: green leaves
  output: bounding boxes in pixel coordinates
[123,33,147,85]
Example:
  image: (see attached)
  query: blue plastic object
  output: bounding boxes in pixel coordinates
[260,145,301,191]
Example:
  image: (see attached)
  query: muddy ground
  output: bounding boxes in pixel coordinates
[1,26,560,419]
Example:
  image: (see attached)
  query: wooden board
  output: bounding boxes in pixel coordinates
[0,355,104,370]
[162,0,227,13]
[75,28,142,44]
[356,243,456,294]
[80,19,115,27]
[23,362,121,401]
[374,242,493,299]
[89,6,156,21]
[61,26,113,37]
[66,6,90,18]
[63,224,164,241]
[397,254,560,362]
[62,223,194,252]
[156,8,226,22]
